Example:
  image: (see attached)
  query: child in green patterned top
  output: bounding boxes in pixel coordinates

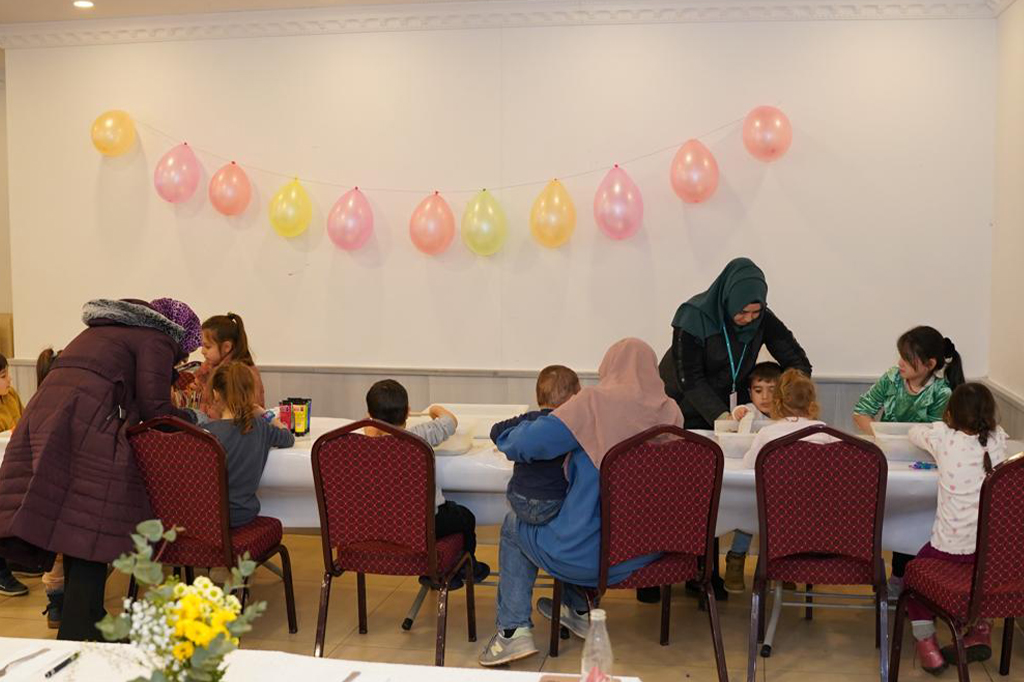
[852,325,964,435]
[852,325,965,594]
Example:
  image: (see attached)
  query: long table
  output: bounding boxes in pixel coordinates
[256,418,1024,556]
[0,638,642,681]
[3,418,1020,556]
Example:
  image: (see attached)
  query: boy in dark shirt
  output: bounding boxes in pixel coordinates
[489,365,581,524]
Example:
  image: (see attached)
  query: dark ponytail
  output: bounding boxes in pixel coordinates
[201,313,254,366]
[897,326,964,390]
[943,382,998,471]
[36,348,61,386]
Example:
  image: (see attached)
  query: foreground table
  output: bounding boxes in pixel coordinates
[0,638,642,681]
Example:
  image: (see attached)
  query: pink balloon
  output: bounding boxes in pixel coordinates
[154,143,201,204]
[327,187,374,250]
[742,105,792,162]
[670,139,719,204]
[208,161,251,216]
[409,192,455,255]
[593,165,644,240]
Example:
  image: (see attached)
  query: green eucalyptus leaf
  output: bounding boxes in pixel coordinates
[137,519,165,542]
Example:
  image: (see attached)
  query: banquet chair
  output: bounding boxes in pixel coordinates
[747,425,888,682]
[546,425,729,682]
[891,451,1024,681]
[311,419,475,665]
[127,417,298,633]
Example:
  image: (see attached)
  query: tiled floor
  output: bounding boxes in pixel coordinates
[1,530,1021,681]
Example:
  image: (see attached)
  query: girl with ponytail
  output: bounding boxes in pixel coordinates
[194,312,265,419]
[852,325,963,435]
[852,325,965,591]
[904,383,1009,673]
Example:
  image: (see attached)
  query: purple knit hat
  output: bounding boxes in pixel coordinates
[149,298,202,354]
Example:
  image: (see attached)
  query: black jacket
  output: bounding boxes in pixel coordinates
[659,308,812,429]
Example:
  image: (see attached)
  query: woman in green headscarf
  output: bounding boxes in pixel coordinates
[659,257,812,430]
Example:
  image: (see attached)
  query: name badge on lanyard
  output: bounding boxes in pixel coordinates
[723,323,748,415]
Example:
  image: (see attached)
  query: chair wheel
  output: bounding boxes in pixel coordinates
[560,626,570,640]
[760,644,772,658]
[401,618,413,631]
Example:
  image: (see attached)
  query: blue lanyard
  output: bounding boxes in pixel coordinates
[722,323,748,394]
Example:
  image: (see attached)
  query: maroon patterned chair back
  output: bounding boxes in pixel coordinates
[127,417,233,567]
[970,452,1024,620]
[756,426,886,577]
[598,425,723,591]
[312,419,438,575]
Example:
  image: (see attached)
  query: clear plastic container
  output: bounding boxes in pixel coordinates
[581,608,613,682]
[870,422,935,463]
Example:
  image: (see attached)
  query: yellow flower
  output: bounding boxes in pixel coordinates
[172,641,195,661]
[211,608,237,634]
[184,620,215,647]
[174,618,192,639]
[176,594,202,621]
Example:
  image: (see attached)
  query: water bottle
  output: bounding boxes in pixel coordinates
[581,608,613,682]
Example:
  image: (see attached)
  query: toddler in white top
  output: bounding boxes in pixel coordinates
[740,369,833,469]
[902,383,1009,674]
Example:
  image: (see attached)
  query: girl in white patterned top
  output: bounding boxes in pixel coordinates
[904,383,1009,674]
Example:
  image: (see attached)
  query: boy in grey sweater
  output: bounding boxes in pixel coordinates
[365,379,490,587]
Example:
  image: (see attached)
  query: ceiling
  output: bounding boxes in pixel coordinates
[0,0,506,24]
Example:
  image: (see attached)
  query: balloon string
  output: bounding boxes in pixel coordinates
[135,112,750,196]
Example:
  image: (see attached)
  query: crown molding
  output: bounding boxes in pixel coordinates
[0,0,1007,49]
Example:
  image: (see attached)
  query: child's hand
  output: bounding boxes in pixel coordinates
[428,404,457,426]
[732,406,749,421]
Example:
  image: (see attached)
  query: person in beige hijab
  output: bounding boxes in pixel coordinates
[479,338,683,667]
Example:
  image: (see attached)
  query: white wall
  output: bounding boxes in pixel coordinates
[0,79,11,314]
[5,16,996,375]
[992,0,1024,399]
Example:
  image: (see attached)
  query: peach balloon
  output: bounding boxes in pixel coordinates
[410,192,455,255]
[209,162,252,216]
[742,105,792,162]
[670,139,719,204]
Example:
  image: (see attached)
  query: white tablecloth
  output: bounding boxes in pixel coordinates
[0,638,641,681]
[3,419,1020,556]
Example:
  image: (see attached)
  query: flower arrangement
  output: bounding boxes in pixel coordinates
[98,520,266,682]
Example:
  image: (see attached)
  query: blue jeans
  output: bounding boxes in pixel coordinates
[496,512,589,630]
[730,530,753,555]
[507,492,563,525]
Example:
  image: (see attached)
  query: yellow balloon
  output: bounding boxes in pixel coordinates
[461,190,508,256]
[269,179,313,238]
[530,179,576,248]
[91,109,136,157]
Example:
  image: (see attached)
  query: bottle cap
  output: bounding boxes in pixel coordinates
[590,608,607,621]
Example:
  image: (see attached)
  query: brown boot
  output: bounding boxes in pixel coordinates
[724,552,746,594]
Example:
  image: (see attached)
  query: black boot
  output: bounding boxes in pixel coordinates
[0,568,28,597]
[43,591,64,630]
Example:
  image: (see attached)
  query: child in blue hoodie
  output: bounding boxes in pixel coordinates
[490,365,581,524]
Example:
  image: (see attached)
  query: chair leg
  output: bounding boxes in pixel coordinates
[464,556,476,643]
[805,583,813,621]
[748,583,762,682]
[314,572,333,658]
[878,589,889,682]
[277,546,298,634]
[435,585,450,667]
[1000,617,1014,676]
[357,573,368,635]
[875,588,882,649]
[757,580,767,642]
[704,582,728,682]
[889,591,909,682]
[938,612,970,682]
[549,579,563,657]
[660,585,671,646]
[239,576,250,611]
[184,566,195,585]
[127,576,138,601]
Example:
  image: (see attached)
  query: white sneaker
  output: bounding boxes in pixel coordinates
[478,628,538,667]
[536,597,590,639]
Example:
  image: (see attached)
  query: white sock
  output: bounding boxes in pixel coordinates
[912,620,936,641]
